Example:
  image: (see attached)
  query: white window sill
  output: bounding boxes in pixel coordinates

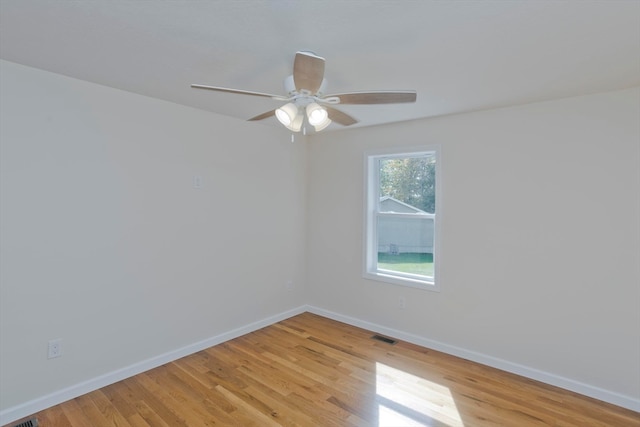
[363,271,439,292]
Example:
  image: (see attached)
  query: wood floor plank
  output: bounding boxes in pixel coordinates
[120,376,189,427]
[88,389,135,427]
[58,398,98,427]
[127,399,171,427]
[214,384,282,427]
[33,404,72,427]
[11,312,640,427]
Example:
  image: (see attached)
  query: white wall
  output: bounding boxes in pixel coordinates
[306,88,640,406]
[0,60,307,412]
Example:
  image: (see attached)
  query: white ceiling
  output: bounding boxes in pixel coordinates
[1,1,639,133]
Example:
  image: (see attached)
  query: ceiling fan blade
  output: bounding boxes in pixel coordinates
[325,106,358,126]
[293,51,325,94]
[191,84,286,100]
[326,91,417,105]
[247,110,276,121]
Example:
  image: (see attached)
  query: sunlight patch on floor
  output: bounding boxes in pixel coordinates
[378,404,428,426]
[376,362,464,427]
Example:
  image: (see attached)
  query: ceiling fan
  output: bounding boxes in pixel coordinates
[191,51,417,133]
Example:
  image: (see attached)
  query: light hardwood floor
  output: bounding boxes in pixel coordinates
[14,312,640,426]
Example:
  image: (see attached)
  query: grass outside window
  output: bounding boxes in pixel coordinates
[377,252,433,277]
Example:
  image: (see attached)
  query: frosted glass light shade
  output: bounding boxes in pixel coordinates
[306,103,328,126]
[276,103,303,131]
[275,103,298,126]
[313,117,332,132]
[289,112,303,132]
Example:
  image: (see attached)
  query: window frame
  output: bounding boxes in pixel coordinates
[363,146,441,291]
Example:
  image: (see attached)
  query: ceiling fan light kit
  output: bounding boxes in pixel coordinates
[275,101,332,133]
[192,51,417,133]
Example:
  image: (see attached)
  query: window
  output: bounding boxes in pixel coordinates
[364,147,440,290]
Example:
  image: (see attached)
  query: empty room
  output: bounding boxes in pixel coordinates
[1,1,639,426]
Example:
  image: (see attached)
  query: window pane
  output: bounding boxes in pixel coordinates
[379,156,436,213]
[377,216,434,277]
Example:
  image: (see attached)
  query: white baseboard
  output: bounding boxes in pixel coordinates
[305,305,640,413]
[0,305,308,426]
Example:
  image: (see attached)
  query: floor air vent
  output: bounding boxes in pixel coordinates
[371,334,397,345]
[10,418,38,427]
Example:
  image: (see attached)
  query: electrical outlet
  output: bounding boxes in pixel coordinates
[286,280,294,291]
[48,339,62,359]
[398,296,406,309]
[193,175,203,189]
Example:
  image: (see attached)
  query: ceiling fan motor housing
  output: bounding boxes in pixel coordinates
[283,75,327,99]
